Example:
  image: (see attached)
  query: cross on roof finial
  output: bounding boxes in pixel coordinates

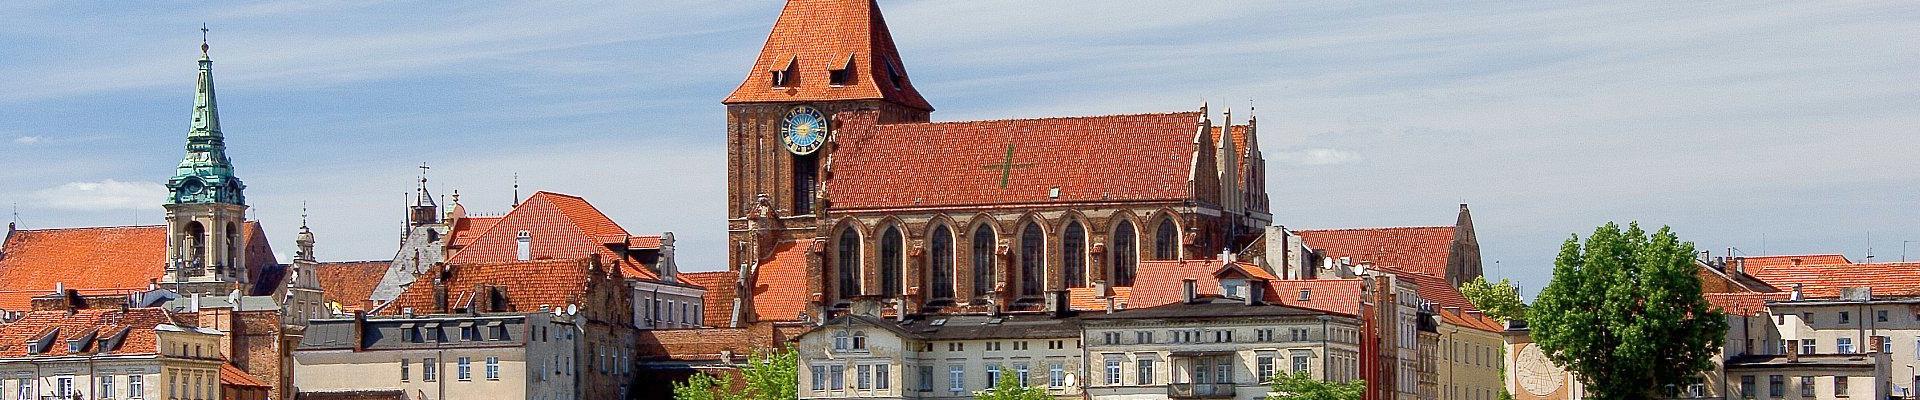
[200,24,210,55]
[301,201,309,226]
[418,162,431,183]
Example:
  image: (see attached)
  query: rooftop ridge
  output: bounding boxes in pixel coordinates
[876,111,1202,128]
[11,224,168,233]
[1296,225,1454,232]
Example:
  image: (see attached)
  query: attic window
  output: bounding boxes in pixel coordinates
[771,57,797,88]
[829,55,855,87]
[28,328,59,354]
[1298,289,1311,301]
[883,58,904,89]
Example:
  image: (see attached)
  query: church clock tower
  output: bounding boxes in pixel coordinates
[721,0,932,324]
[162,38,251,296]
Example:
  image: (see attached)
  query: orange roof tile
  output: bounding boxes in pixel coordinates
[313,260,391,312]
[1267,279,1366,317]
[1436,308,1504,333]
[749,240,814,322]
[827,111,1204,210]
[1130,260,1226,308]
[220,363,272,388]
[1399,272,1474,311]
[1297,226,1456,278]
[1068,286,1131,311]
[0,307,193,357]
[1705,292,1789,316]
[1214,261,1278,281]
[1748,262,1920,299]
[723,0,932,111]
[630,235,663,250]
[382,258,598,315]
[446,192,628,266]
[683,271,738,327]
[448,216,501,249]
[0,222,280,310]
[1735,254,1852,276]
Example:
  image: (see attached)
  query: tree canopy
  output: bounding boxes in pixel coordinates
[1268,371,1363,400]
[1529,222,1727,400]
[1459,275,1527,322]
[974,367,1052,400]
[672,348,798,400]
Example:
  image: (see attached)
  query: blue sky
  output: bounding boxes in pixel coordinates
[3,1,1917,298]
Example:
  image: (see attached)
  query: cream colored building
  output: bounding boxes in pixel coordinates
[0,307,225,400]
[292,312,578,400]
[795,311,1086,400]
[1081,295,1363,400]
[1436,307,1504,400]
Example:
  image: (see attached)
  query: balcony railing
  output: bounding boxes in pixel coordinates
[1169,383,1236,399]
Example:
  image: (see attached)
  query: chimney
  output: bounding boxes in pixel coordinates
[432,276,448,313]
[190,293,202,312]
[352,310,368,352]
[894,299,907,322]
[1182,279,1197,304]
[1050,290,1071,318]
[1790,284,1804,301]
[1245,283,1263,306]
[54,282,64,294]
[1786,339,1799,362]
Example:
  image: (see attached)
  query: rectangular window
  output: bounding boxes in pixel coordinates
[458,357,473,381]
[20,378,33,400]
[1838,337,1855,354]
[918,365,932,392]
[1769,375,1784,397]
[1136,331,1152,344]
[129,376,143,398]
[829,365,845,390]
[1801,376,1815,396]
[1016,363,1030,386]
[424,358,440,381]
[1138,359,1155,385]
[1049,363,1065,388]
[876,365,890,390]
[1835,376,1848,395]
[1840,311,1851,324]
[1257,355,1275,381]
[949,365,965,392]
[57,377,73,398]
[1741,375,1755,398]
[1880,310,1890,322]
[486,356,501,380]
[1803,339,1817,355]
[1215,362,1232,384]
[1881,336,1893,353]
[857,364,872,390]
[100,375,115,399]
[1105,360,1122,385]
[401,358,411,382]
[811,366,827,391]
[985,364,1002,390]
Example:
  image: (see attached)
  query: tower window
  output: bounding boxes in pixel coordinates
[771,57,796,88]
[884,59,904,89]
[793,154,818,214]
[829,56,855,87]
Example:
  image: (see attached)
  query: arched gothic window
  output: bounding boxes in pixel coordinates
[1113,222,1138,287]
[930,225,955,300]
[183,222,207,268]
[880,226,904,297]
[1154,218,1179,260]
[1063,220,1087,288]
[971,225,996,298]
[837,228,862,299]
[1019,221,1044,297]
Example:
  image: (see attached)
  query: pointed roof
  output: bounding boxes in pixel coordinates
[167,42,245,206]
[724,0,932,111]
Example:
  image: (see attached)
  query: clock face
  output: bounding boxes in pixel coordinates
[781,106,827,155]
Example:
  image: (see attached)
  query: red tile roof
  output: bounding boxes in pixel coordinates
[1130,260,1226,308]
[312,261,391,312]
[0,222,280,310]
[382,258,598,315]
[1399,272,1474,311]
[1267,279,1366,317]
[683,271,738,327]
[1215,261,1279,281]
[1705,292,1790,316]
[826,111,1204,210]
[0,307,193,357]
[1297,226,1456,278]
[749,240,814,322]
[1748,262,1920,299]
[447,216,501,250]
[723,0,931,111]
[630,235,663,250]
[1736,254,1852,276]
[220,363,272,388]
[446,191,628,266]
[1436,307,1504,333]
[1068,286,1131,311]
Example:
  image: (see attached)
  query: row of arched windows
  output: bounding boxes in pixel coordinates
[832,216,1181,302]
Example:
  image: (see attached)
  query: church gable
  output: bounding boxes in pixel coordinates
[723,0,931,111]
[824,110,1206,211]
[445,191,627,265]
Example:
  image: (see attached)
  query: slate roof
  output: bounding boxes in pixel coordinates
[0,222,276,310]
[0,307,197,358]
[1748,262,1920,299]
[313,260,391,312]
[1296,226,1456,278]
[382,258,598,315]
[825,111,1205,211]
[723,0,932,111]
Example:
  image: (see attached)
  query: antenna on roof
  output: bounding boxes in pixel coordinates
[511,173,521,208]
[1865,230,1875,263]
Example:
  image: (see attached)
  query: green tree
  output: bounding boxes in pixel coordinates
[1267,371,1363,400]
[672,348,798,400]
[1529,222,1727,400]
[974,367,1051,400]
[1459,276,1527,322]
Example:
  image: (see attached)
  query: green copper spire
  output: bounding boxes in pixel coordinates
[166,31,246,206]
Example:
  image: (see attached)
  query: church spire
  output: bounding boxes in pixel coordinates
[167,26,246,206]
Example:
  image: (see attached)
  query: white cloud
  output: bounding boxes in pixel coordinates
[1275,148,1360,166]
[29,180,168,211]
[12,136,39,144]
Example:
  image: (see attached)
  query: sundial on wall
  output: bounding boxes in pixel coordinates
[1515,344,1563,396]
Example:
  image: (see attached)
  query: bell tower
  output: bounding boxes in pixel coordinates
[722,0,932,323]
[162,34,251,296]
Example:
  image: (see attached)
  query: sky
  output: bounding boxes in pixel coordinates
[2,1,1917,299]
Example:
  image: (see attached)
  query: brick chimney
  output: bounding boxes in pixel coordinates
[1182,279,1197,304]
[1786,339,1799,362]
[352,310,368,352]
